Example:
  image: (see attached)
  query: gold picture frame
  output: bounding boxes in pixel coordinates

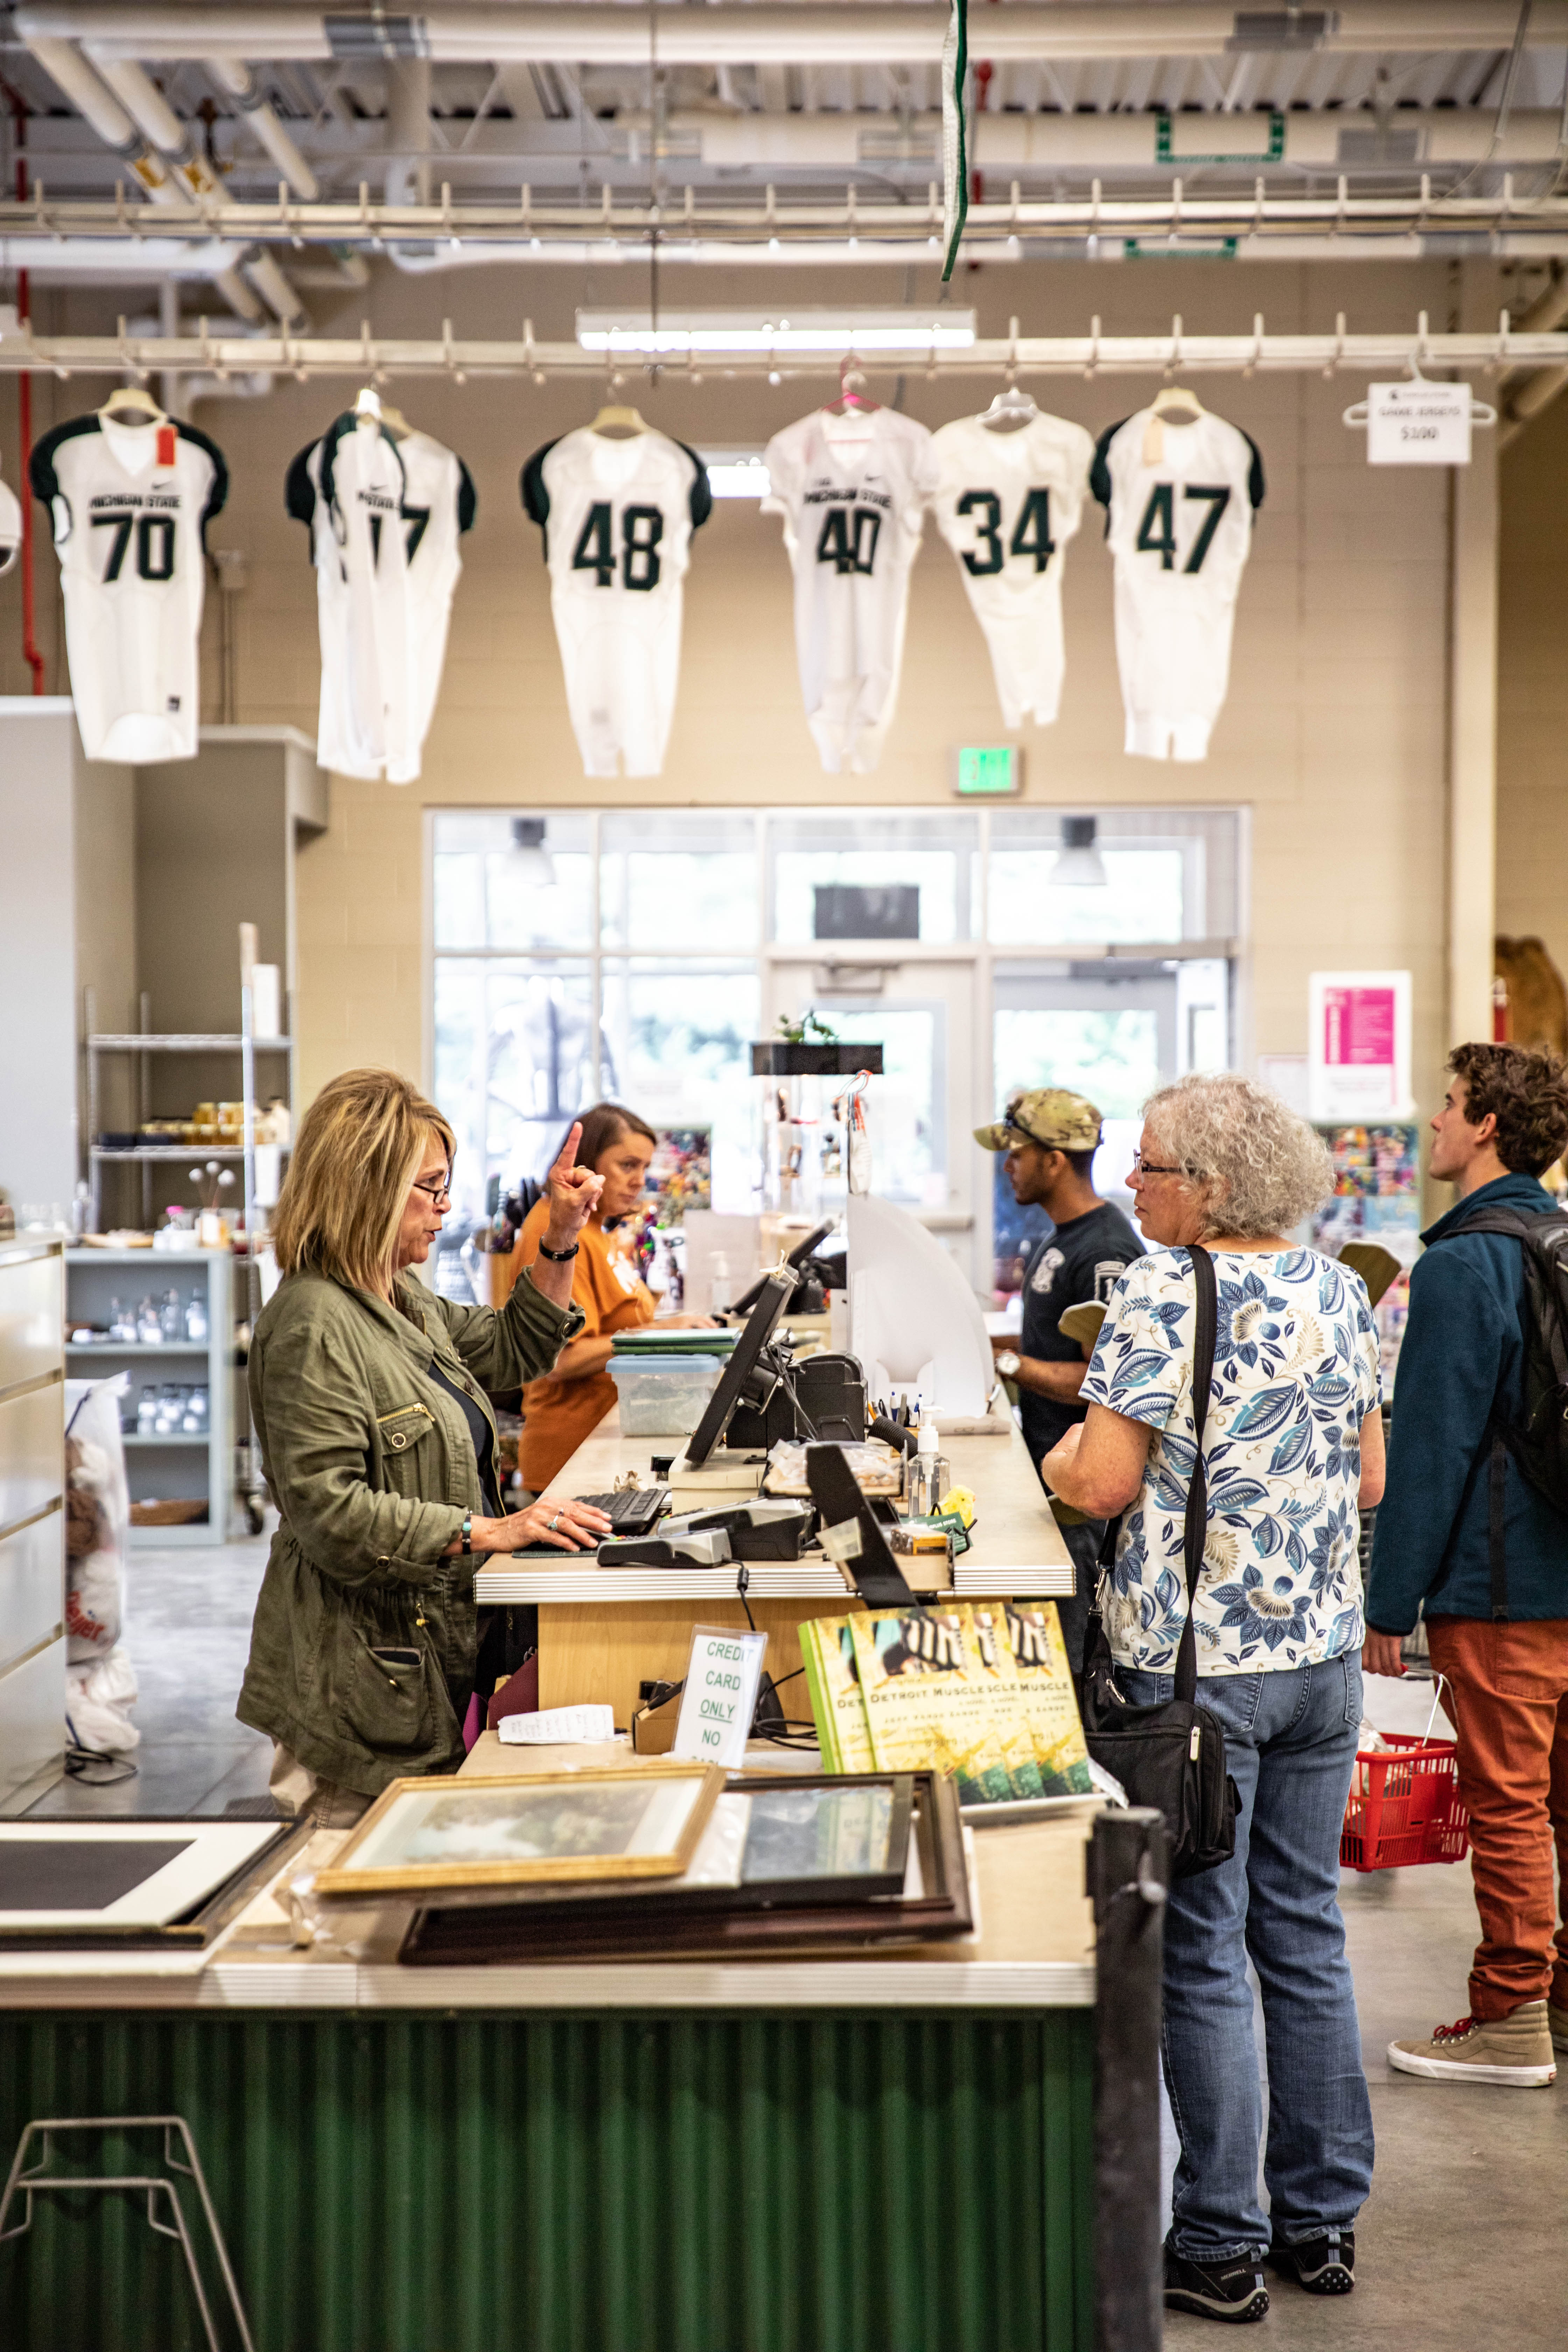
[313,1762,725,1897]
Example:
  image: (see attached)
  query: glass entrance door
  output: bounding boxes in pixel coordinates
[767,959,978,1281]
[987,961,1233,1296]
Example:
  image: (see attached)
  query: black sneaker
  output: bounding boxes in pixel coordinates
[1164,2247,1270,2324]
[1268,2228,1355,2295]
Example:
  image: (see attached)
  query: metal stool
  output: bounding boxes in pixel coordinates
[0,2114,255,2352]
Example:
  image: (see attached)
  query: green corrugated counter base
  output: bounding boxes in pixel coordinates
[0,2008,1093,2352]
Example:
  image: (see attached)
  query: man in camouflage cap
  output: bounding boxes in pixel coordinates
[975,1086,1143,1673]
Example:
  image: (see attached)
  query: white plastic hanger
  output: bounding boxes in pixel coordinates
[353,384,382,420]
[1342,357,1497,432]
[979,384,1038,433]
[1151,383,1205,423]
[588,404,651,437]
[99,384,165,426]
[823,358,880,418]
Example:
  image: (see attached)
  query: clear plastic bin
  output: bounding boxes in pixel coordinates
[608,1354,728,1436]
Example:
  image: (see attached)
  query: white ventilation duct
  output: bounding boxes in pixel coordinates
[19,2,1568,68]
[0,236,252,282]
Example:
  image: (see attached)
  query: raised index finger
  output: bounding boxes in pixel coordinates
[550,1121,584,1179]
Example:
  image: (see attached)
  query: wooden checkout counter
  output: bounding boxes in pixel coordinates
[0,1393,1166,2352]
[477,1388,1076,1741]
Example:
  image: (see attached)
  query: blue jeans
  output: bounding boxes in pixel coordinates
[1116,1654,1374,2263]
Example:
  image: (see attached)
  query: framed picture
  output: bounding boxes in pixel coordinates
[0,1820,306,1946]
[313,1762,725,1897]
[399,1771,972,1964]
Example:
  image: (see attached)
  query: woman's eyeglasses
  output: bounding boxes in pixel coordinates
[411,1173,452,1206]
[1130,1154,1184,1179]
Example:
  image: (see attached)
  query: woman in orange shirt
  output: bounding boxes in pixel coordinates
[506,1102,717,1492]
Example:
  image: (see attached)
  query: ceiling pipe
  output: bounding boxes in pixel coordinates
[207,58,320,200]
[18,2,1568,69]
[23,35,294,323]
[81,51,221,197]
[239,243,308,325]
[1499,265,1568,438]
[21,32,187,200]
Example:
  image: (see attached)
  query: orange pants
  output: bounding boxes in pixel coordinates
[1426,1616,1568,2021]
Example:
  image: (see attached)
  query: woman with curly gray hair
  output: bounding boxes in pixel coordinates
[1044,1072,1386,2325]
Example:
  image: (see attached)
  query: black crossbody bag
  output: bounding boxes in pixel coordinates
[1078,1242,1239,1880]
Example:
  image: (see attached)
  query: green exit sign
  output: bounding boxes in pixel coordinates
[952,745,1022,797]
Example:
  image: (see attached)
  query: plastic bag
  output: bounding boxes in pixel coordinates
[65,1646,141,1755]
[64,1374,130,1660]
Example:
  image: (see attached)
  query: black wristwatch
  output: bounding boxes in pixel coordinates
[536,1237,580,1262]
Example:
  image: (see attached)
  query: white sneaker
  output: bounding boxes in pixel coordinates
[1388,2001,1557,2087]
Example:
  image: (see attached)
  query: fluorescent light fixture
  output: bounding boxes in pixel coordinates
[700,448,771,498]
[576,308,976,358]
[1052,816,1109,891]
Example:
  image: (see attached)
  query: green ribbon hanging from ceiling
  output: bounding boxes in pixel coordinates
[940,0,969,281]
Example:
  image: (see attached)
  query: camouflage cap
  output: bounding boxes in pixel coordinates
[973,1088,1104,1155]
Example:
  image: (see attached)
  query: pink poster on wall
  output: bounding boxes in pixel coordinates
[1323,987,1396,1069]
[1308,971,1412,1121]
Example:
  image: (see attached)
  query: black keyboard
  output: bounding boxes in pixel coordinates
[576,1487,669,1536]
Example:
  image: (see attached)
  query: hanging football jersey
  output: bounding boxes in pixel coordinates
[286,412,475,784]
[391,427,476,763]
[0,470,21,577]
[522,426,712,779]
[1090,402,1264,762]
[931,407,1095,729]
[29,408,227,762]
[762,406,939,775]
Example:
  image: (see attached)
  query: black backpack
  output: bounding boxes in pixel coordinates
[1078,1244,1239,1879]
[1432,1204,1568,1615]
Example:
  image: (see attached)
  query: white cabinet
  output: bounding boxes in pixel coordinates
[0,1239,64,1808]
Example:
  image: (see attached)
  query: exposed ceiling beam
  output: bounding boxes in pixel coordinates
[16,3,1568,69]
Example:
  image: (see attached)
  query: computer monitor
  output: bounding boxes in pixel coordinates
[729,1220,835,1320]
[846,1194,995,1419]
[673,1270,794,1470]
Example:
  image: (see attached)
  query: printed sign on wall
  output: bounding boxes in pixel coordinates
[1308,971,1413,1121]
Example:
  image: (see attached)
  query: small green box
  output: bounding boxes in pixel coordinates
[952,745,1021,797]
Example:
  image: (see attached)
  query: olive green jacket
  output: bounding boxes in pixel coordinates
[237,1265,584,1795]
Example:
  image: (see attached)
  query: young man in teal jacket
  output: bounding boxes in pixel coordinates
[1364,1042,1568,2087]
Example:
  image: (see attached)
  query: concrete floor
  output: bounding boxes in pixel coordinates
[27,1533,274,1818]
[27,1546,1563,2345]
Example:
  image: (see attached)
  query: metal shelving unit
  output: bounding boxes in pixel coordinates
[64,1250,233,1545]
[83,1006,294,1232]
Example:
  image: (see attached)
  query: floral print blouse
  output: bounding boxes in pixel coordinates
[1079,1246,1382,1676]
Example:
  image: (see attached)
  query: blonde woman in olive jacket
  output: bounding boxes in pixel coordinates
[239,1068,612,1824]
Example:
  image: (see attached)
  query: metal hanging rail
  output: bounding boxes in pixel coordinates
[0,313,1561,381]
[5,178,1568,253]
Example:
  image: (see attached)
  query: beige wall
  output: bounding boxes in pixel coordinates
[1498,388,1568,982]
[1,255,1516,1122]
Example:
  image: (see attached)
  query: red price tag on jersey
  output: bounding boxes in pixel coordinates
[155,424,177,469]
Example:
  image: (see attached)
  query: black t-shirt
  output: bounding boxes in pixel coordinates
[426,1360,503,1518]
[1016,1200,1144,1464]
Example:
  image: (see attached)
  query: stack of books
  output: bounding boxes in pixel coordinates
[799,1600,1092,1805]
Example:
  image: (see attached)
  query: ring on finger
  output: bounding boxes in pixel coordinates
[549,1511,562,1530]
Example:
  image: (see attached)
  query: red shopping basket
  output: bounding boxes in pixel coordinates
[1341,1701,1469,1873]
